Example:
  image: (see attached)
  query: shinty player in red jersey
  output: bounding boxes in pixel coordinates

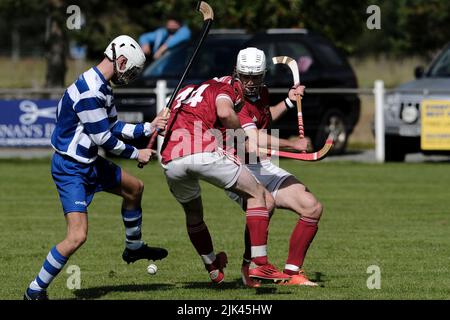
[221,47,323,288]
[160,78,290,284]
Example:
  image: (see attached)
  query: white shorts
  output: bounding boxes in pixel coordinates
[226,159,292,206]
[163,151,242,203]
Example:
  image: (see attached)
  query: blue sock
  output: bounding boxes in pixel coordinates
[28,246,68,293]
[122,208,144,250]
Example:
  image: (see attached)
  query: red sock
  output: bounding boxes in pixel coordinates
[187,221,215,269]
[284,216,319,275]
[246,207,269,265]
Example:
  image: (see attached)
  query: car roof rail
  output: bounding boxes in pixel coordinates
[209,29,248,34]
[266,28,309,34]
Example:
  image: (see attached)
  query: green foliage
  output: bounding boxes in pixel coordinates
[300,0,369,54]
[356,0,450,58]
[397,0,450,57]
[2,0,450,58]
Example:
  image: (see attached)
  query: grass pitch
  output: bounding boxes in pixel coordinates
[1,158,449,300]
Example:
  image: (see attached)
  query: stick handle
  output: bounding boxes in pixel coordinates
[138,2,213,169]
[137,108,171,168]
[296,95,306,154]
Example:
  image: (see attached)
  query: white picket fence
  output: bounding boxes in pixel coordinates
[148,80,388,162]
[0,80,410,163]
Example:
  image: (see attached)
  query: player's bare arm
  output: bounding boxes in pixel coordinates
[246,127,308,153]
[269,84,305,121]
[216,97,241,129]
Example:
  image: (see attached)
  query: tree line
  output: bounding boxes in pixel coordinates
[1,0,449,86]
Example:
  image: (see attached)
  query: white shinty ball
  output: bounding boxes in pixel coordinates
[147,264,158,275]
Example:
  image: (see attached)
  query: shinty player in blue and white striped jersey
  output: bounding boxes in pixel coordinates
[24,35,168,300]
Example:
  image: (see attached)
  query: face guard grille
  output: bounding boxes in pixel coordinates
[111,43,142,86]
[235,71,265,97]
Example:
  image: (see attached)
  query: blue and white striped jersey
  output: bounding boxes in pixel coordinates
[51,67,151,164]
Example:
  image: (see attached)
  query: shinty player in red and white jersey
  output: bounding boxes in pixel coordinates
[160,78,290,284]
[219,47,323,288]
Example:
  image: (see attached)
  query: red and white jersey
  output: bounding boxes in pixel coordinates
[214,75,271,131]
[239,86,271,131]
[215,76,272,163]
[161,79,237,164]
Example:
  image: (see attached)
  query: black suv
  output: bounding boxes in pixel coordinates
[114,29,360,153]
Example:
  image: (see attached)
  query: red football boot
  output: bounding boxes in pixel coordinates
[248,262,291,282]
[241,262,261,288]
[279,270,318,287]
[207,252,228,284]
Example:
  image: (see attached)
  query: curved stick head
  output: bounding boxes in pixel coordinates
[272,56,300,85]
[197,1,214,21]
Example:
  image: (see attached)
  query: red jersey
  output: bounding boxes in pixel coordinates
[215,76,272,162]
[239,86,271,131]
[214,75,271,130]
[161,79,237,164]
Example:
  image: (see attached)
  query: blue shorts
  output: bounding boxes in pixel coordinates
[51,153,122,214]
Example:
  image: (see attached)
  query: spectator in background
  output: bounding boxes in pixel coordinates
[139,16,191,61]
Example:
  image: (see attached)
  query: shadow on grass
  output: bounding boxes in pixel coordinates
[313,272,326,287]
[182,278,295,296]
[254,272,327,291]
[181,279,242,290]
[71,273,326,299]
[335,150,366,156]
[254,287,285,295]
[72,283,174,299]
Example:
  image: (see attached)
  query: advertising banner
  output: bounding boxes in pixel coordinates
[0,100,58,147]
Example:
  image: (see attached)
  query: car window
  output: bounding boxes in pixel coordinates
[142,46,187,78]
[142,39,245,79]
[314,42,346,68]
[275,41,315,74]
[429,47,450,77]
[193,42,242,78]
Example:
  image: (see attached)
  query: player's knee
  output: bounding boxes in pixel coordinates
[308,201,323,219]
[265,192,275,213]
[126,179,144,202]
[182,197,204,224]
[185,213,203,226]
[253,183,266,199]
[300,197,323,220]
[67,231,87,249]
[135,179,144,196]
[315,201,323,218]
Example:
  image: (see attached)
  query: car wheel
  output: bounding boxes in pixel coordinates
[314,109,348,154]
[385,135,406,162]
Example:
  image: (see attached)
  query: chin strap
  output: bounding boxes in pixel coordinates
[110,42,139,86]
[111,43,119,77]
[111,43,125,85]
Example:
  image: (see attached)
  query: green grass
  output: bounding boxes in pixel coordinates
[1,158,450,300]
[0,57,94,88]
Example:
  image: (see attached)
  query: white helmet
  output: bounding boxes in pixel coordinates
[104,35,146,85]
[235,47,266,96]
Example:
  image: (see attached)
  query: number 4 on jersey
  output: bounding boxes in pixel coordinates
[173,84,210,109]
